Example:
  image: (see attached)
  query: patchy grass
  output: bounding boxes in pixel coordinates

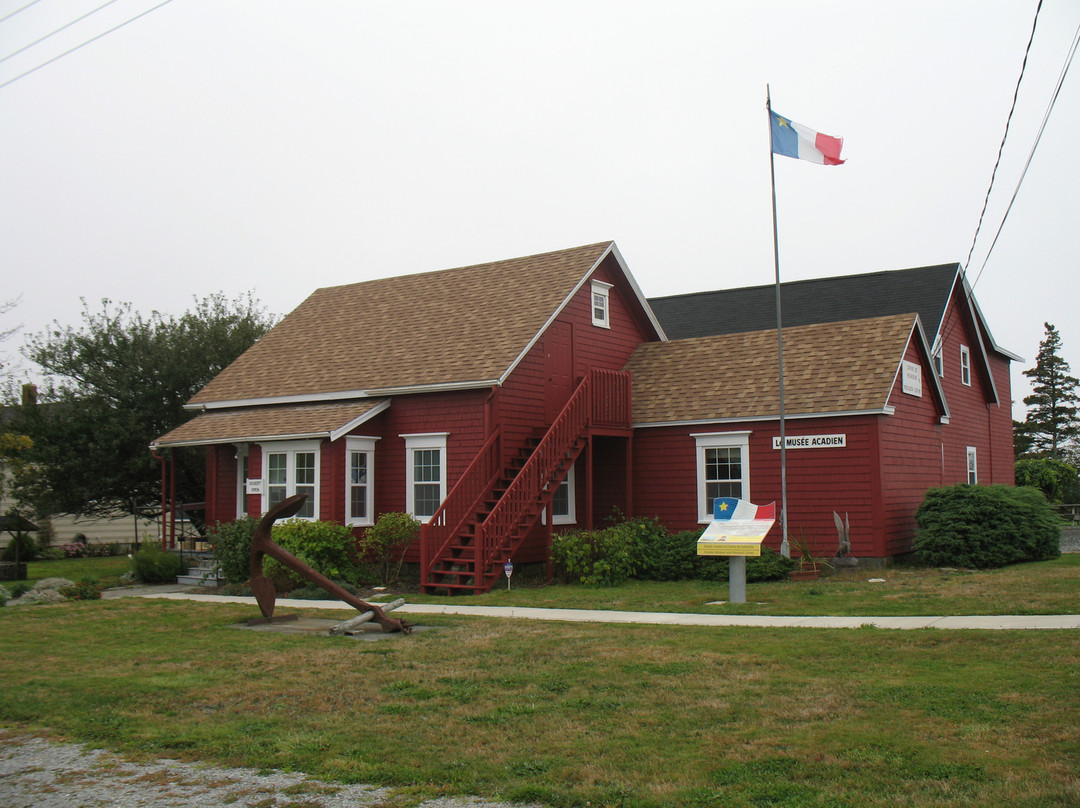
[408,554,1080,616]
[1,598,1079,807]
[17,556,133,588]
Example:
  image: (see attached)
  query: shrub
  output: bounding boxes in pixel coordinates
[552,518,653,586]
[131,544,184,583]
[1,532,38,562]
[915,484,1061,569]
[357,512,420,586]
[0,584,9,606]
[208,516,258,584]
[59,577,103,601]
[746,547,800,581]
[637,521,696,581]
[7,582,30,599]
[1015,457,1080,504]
[271,518,359,586]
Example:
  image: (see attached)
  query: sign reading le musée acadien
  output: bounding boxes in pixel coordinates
[771,433,847,449]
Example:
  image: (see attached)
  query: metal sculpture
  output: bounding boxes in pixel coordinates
[249,494,413,634]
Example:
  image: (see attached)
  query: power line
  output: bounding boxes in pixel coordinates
[0,0,176,91]
[0,0,44,25]
[970,17,1080,288]
[0,0,125,66]
[962,0,1043,276]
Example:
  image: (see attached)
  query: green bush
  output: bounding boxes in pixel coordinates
[59,577,103,601]
[1015,457,1080,504]
[915,484,1061,569]
[552,518,653,586]
[357,512,420,586]
[271,518,359,586]
[131,544,185,583]
[1,532,38,562]
[208,516,258,584]
[638,524,697,581]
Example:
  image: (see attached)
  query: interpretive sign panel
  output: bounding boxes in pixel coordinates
[696,498,777,557]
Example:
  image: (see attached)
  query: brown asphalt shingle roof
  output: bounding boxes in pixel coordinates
[626,313,919,425]
[190,242,614,405]
[153,400,388,447]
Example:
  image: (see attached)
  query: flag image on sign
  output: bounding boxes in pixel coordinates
[697,499,777,557]
[769,111,845,165]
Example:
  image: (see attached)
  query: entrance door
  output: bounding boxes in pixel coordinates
[544,321,574,424]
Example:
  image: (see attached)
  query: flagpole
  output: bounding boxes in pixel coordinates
[766,84,790,558]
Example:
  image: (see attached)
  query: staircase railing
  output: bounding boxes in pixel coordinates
[474,368,631,580]
[419,426,502,584]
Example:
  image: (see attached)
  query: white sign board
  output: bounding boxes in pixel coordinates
[902,360,922,397]
[771,434,847,450]
[245,478,264,496]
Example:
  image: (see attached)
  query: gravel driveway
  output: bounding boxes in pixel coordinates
[0,733,539,808]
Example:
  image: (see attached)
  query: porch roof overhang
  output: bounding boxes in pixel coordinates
[151,399,390,449]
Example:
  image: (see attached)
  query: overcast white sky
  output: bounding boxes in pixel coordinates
[2,1,1078,420]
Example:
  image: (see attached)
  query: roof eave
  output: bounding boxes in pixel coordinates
[188,379,499,411]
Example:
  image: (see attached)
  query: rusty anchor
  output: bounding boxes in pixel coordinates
[248,494,414,634]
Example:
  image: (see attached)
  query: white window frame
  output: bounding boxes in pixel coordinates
[966,446,978,485]
[258,439,321,520]
[235,443,250,518]
[542,464,577,526]
[402,433,448,519]
[960,344,971,386]
[933,351,943,378]
[345,437,378,527]
[591,280,612,329]
[693,431,751,523]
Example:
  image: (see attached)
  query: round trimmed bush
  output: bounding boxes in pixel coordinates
[914,484,1061,569]
[131,544,184,583]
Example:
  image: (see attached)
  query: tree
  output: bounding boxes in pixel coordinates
[11,293,276,527]
[1021,323,1079,460]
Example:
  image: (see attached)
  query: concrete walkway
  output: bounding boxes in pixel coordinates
[124,589,1080,630]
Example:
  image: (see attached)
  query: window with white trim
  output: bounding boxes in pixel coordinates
[346,437,378,526]
[259,440,320,519]
[235,444,250,518]
[693,432,751,523]
[591,280,612,329]
[966,446,978,485]
[552,465,576,525]
[933,351,943,377]
[403,433,448,519]
[960,344,971,386]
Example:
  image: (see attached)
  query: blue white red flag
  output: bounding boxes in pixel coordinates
[713,498,777,521]
[770,110,845,165]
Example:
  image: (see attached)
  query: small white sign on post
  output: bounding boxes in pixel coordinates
[245,479,264,496]
[902,360,922,397]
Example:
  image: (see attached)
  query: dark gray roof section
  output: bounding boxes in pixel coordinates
[648,263,960,342]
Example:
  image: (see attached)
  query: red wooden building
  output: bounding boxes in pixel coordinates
[153,242,1018,589]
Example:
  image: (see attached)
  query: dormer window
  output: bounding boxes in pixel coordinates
[591,280,612,329]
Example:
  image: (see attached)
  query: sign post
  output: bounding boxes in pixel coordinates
[696,498,777,603]
[504,559,513,591]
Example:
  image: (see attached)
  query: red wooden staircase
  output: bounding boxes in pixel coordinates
[420,368,631,594]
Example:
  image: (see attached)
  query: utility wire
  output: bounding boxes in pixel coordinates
[0,0,175,90]
[970,17,1080,289]
[0,0,124,66]
[0,0,44,25]
[962,0,1043,276]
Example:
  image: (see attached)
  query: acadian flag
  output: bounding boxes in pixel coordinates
[713,497,776,521]
[770,110,845,165]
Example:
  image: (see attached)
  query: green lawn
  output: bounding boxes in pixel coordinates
[408,554,1080,616]
[1,558,1079,807]
[12,555,132,589]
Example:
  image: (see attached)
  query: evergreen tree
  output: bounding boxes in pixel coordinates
[1022,322,1079,460]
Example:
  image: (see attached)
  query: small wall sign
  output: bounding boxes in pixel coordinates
[245,479,264,495]
[771,434,846,449]
[902,360,922,397]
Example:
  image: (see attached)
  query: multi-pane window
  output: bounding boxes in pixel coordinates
[694,432,751,522]
[260,441,320,519]
[413,449,442,517]
[552,465,576,525]
[402,433,448,519]
[960,344,971,386]
[591,280,612,328]
[966,446,978,485]
[344,437,377,526]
